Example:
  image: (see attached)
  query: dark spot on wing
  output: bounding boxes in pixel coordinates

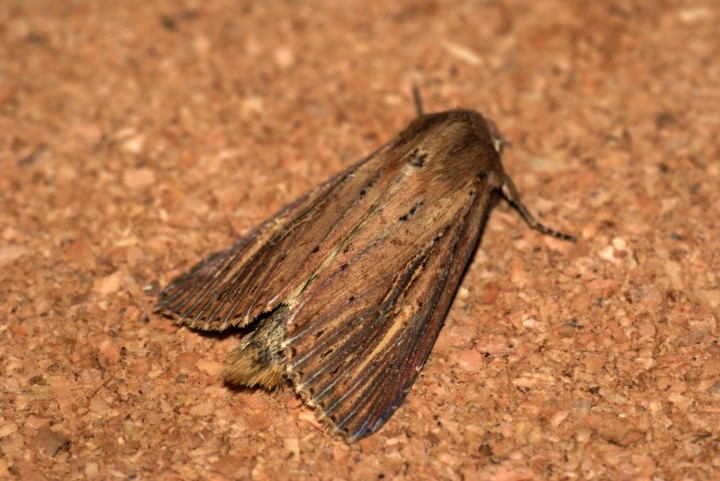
[399,201,424,222]
[407,148,429,167]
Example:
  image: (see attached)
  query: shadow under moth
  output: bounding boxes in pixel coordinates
[155,92,574,441]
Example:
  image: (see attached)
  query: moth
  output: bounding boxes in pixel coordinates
[155,92,574,441]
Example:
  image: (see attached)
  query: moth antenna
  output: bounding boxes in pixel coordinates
[500,175,576,242]
[412,85,425,117]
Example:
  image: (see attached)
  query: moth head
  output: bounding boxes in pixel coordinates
[400,109,508,182]
[462,110,508,176]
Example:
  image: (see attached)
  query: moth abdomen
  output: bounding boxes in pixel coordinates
[222,306,289,390]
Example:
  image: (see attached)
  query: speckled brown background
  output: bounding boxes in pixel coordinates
[1,1,718,480]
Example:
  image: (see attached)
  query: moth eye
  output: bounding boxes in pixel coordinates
[311,245,320,254]
[476,171,488,181]
[406,148,429,167]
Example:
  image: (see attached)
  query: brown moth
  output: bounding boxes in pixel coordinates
[155,92,574,441]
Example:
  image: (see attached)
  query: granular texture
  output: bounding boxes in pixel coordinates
[1,1,718,479]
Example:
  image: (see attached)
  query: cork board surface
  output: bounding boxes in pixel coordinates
[1,1,718,480]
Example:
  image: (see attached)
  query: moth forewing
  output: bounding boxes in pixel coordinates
[155,108,573,441]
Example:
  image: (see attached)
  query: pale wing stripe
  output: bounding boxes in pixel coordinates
[245,169,385,315]
[323,203,472,413]
[290,236,433,378]
[358,191,489,434]
[337,195,480,438]
[334,229,466,436]
[285,198,429,348]
[306,280,426,399]
[308,201,470,393]
[287,237,423,367]
[284,165,417,306]
[302,242,436,395]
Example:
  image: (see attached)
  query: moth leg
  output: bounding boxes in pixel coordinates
[223,306,289,390]
[500,174,576,242]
